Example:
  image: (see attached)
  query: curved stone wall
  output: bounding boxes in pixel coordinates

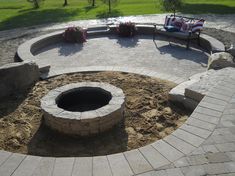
[16,25,225,72]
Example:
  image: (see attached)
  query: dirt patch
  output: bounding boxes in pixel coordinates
[0,71,189,157]
[0,31,48,66]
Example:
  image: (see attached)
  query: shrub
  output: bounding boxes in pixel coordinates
[160,0,183,16]
[62,27,87,43]
[117,22,137,37]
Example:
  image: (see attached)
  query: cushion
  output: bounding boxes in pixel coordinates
[164,16,176,26]
[164,16,183,30]
[174,18,184,30]
[192,19,205,32]
[164,25,180,32]
[180,20,190,32]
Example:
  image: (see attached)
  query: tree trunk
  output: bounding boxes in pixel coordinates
[34,0,39,8]
[63,0,68,6]
[108,0,111,13]
[92,0,95,6]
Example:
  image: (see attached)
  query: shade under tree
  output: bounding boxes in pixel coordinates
[160,0,183,16]
[101,0,119,13]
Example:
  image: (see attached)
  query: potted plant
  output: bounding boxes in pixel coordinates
[117,22,137,37]
[62,26,87,43]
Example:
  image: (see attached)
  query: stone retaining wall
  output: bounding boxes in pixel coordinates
[0,61,39,99]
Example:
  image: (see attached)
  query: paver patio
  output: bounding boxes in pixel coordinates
[35,35,208,79]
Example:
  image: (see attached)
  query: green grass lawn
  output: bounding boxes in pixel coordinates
[0,0,235,31]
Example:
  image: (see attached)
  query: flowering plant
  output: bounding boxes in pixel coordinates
[63,26,87,43]
[117,22,137,37]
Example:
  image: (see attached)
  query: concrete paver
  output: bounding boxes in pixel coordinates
[152,140,184,162]
[180,124,211,139]
[202,144,220,153]
[124,149,153,174]
[180,165,206,176]
[172,129,205,147]
[72,157,92,176]
[139,145,170,169]
[0,153,26,176]
[0,151,11,166]
[191,112,220,124]
[93,156,112,176]
[186,117,216,131]
[52,157,74,176]
[107,153,134,176]
[11,155,41,176]
[187,154,208,165]
[163,135,196,155]
[32,157,55,176]
[206,152,231,163]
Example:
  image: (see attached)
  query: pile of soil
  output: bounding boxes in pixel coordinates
[0,72,189,157]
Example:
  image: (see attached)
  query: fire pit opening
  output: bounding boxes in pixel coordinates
[57,87,112,112]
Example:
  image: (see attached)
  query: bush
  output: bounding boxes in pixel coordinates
[160,0,183,16]
[117,22,137,37]
[62,27,87,43]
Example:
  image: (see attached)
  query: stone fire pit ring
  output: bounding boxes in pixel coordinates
[41,82,125,136]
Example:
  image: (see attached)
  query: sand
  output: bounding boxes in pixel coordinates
[0,71,189,157]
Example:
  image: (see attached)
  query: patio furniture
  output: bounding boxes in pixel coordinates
[155,15,205,49]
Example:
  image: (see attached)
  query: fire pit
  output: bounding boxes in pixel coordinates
[41,82,125,136]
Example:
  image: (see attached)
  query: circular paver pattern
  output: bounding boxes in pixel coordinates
[34,35,208,79]
[41,82,125,136]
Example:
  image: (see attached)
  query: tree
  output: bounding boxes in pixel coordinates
[63,0,68,6]
[101,0,119,13]
[27,0,41,8]
[160,0,183,16]
[88,0,95,7]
